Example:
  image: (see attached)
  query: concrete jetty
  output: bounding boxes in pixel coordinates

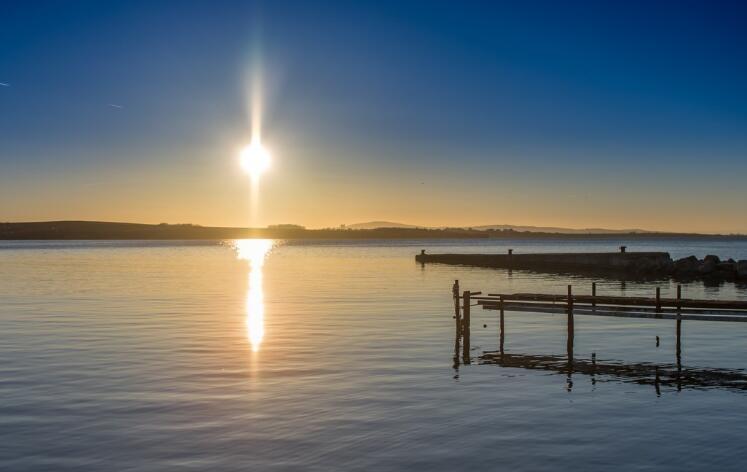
[417,248,747,280]
[416,248,674,275]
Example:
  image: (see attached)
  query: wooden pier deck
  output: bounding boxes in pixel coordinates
[451,280,747,390]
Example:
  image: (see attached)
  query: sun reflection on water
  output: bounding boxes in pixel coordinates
[235,239,273,352]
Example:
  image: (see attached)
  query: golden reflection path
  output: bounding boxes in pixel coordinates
[235,239,273,352]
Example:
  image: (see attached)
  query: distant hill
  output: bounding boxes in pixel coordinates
[0,221,490,240]
[472,224,652,234]
[347,221,651,234]
[346,221,419,229]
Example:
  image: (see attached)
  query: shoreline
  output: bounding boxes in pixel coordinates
[3,221,747,241]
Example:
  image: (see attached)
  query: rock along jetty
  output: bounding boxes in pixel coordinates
[415,247,747,281]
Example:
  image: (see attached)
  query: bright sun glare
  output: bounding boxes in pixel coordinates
[236,239,273,352]
[240,141,271,178]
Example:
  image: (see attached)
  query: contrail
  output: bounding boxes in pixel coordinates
[0,82,9,87]
[108,103,123,109]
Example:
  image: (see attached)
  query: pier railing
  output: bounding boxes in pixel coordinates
[474,289,747,322]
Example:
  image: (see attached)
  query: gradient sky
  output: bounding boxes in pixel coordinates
[2,0,746,232]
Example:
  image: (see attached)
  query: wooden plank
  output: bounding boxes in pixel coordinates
[478,299,747,316]
[480,301,747,319]
[480,293,747,310]
[480,301,747,322]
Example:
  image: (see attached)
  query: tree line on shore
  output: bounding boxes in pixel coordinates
[2,221,747,240]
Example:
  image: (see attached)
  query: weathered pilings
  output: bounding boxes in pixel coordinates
[453,280,461,355]
[499,295,505,355]
[452,280,461,337]
[455,281,746,376]
[462,290,471,362]
[676,284,682,369]
[567,285,574,360]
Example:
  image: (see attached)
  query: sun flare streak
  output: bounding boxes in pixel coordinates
[235,239,273,352]
[239,60,273,228]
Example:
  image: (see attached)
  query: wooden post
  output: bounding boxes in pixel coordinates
[567,285,574,359]
[462,291,471,362]
[676,284,682,369]
[655,287,661,315]
[591,282,596,309]
[452,280,461,359]
[566,283,574,390]
[452,280,461,336]
[499,295,505,355]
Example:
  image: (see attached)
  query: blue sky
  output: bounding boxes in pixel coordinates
[2,1,746,231]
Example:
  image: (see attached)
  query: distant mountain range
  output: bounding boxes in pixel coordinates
[345,221,653,234]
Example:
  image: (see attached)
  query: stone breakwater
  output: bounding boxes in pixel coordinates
[673,255,747,280]
[415,250,747,280]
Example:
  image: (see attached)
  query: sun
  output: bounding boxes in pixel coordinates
[240,141,271,178]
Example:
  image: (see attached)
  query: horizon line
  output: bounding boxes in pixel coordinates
[2,219,745,237]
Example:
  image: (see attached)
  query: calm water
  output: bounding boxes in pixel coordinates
[1,239,746,471]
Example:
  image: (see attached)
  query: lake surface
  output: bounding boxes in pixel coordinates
[1,239,746,471]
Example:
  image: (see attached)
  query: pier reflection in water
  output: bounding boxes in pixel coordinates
[453,311,747,394]
[235,239,273,352]
[454,314,747,394]
[452,280,747,394]
[476,351,747,394]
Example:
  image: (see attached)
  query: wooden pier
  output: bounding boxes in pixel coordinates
[451,280,747,390]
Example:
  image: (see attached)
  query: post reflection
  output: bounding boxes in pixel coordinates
[477,350,747,394]
[235,239,273,352]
